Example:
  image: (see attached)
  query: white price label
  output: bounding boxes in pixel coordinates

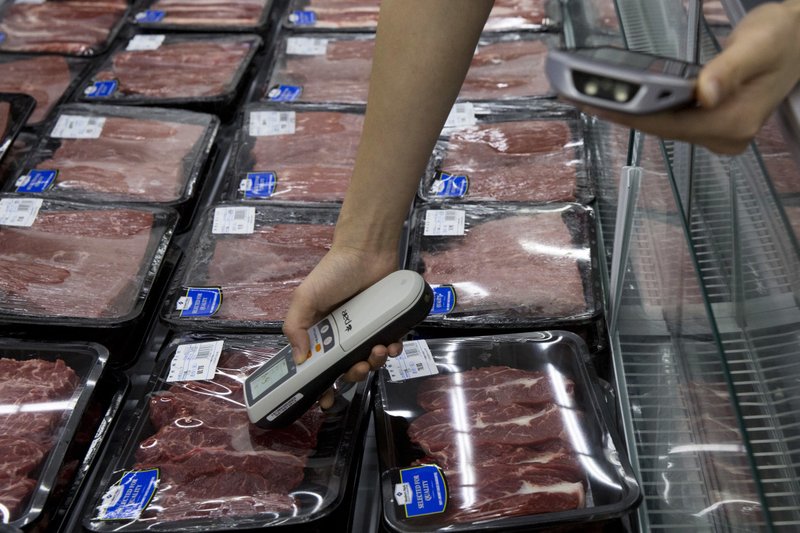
[286,37,328,55]
[424,209,465,236]
[126,34,165,51]
[249,111,296,137]
[0,198,43,227]
[167,341,224,382]
[443,102,477,130]
[51,115,106,139]
[212,206,255,234]
[385,340,438,382]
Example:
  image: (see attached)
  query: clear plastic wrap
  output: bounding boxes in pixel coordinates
[83,333,372,531]
[405,203,600,328]
[222,105,363,203]
[133,0,272,31]
[0,196,177,325]
[755,114,800,197]
[78,33,262,109]
[0,338,108,528]
[375,332,640,531]
[0,54,88,125]
[259,32,556,106]
[0,132,37,190]
[0,94,35,167]
[162,204,337,331]
[0,0,128,56]
[5,104,219,206]
[284,0,556,32]
[420,104,591,204]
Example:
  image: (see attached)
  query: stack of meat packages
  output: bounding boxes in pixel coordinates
[407,365,587,523]
[127,347,326,522]
[0,357,80,521]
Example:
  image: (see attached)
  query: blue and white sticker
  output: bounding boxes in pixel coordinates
[0,32,6,44]
[288,10,317,26]
[395,465,447,517]
[268,85,302,102]
[15,170,57,193]
[135,10,166,23]
[176,287,222,317]
[241,172,277,198]
[84,80,118,99]
[430,172,469,198]
[97,469,159,521]
[430,285,456,314]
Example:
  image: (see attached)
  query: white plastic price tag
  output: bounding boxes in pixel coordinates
[0,198,43,227]
[385,340,438,382]
[51,115,106,139]
[443,102,477,130]
[167,341,224,382]
[212,206,255,234]
[126,34,165,51]
[286,37,328,55]
[249,111,296,137]
[423,209,465,236]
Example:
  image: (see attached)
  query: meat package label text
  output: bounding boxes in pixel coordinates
[289,10,317,26]
[397,465,447,517]
[96,469,160,521]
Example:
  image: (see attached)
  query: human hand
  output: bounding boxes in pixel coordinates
[283,245,402,409]
[577,1,800,155]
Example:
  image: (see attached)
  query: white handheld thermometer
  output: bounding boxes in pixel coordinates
[245,270,433,429]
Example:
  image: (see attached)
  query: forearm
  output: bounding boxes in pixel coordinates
[335,0,493,253]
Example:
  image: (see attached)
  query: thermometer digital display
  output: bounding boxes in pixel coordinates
[245,270,433,428]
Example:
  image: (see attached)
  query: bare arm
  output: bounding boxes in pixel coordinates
[579,0,800,154]
[283,0,493,406]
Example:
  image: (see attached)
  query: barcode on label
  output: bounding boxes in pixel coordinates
[168,340,224,382]
[0,198,43,227]
[286,37,328,55]
[384,340,438,382]
[443,102,477,130]
[212,207,255,234]
[249,111,296,137]
[51,115,106,139]
[423,209,465,236]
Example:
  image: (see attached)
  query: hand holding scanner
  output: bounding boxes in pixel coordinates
[546,46,701,114]
[245,270,433,429]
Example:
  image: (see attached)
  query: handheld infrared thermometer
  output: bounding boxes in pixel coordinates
[244,270,433,429]
[546,46,701,114]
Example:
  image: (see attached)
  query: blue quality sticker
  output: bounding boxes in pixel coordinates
[432,172,469,198]
[398,465,447,517]
[16,170,57,193]
[98,469,159,521]
[0,32,6,44]
[244,172,277,198]
[135,10,166,23]
[84,80,118,99]
[430,285,456,315]
[268,85,303,102]
[289,10,317,26]
[178,287,222,317]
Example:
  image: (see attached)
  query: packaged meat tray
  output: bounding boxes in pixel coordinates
[420,105,591,204]
[0,0,129,56]
[0,196,177,326]
[133,0,273,31]
[284,0,556,32]
[162,204,338,332]
[374,331,640,532]
[82,333,372,531]
[406,203,600,328]
[5,104,219,208]
[0,338,108,528]
[222,105,364,203]
[0,131,37,191]
[78,33,262,113]
[260,32,556,106]
[0,93,35,166]
[0,54,89,126]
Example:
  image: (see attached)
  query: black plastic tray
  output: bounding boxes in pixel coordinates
[82,332,373,531]
[0,338,109,529]
[374,331,641,532]
[405,202,602,329]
